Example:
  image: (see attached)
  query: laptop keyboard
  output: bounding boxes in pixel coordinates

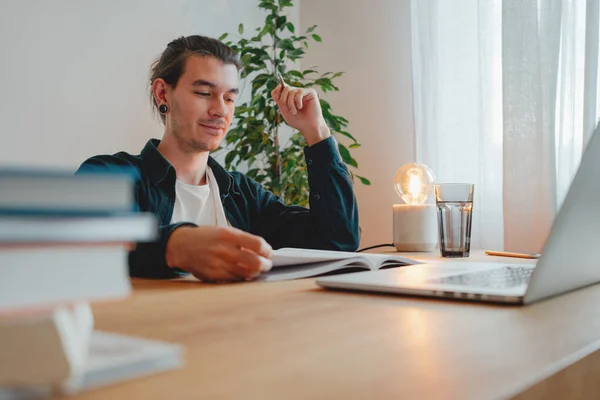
[428,266,534,289]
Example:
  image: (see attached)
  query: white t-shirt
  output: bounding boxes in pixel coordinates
[170,166,228,226]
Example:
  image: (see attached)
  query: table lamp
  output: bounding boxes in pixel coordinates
[392,163,438,252]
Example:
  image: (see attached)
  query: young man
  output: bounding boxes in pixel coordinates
[77,35,359,282]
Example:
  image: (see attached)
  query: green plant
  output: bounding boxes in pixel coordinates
[219,0,370,206]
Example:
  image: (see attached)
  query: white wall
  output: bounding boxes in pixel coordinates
[0,0,298,168]
[300,0,415,248]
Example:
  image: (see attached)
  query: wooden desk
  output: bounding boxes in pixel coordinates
[61,251,600,399]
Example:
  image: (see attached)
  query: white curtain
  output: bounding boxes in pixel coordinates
[411,0,599,253]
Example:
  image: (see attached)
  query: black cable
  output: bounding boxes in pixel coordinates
[356,243,395,253]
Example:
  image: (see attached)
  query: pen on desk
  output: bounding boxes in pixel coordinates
[485,250,541,259]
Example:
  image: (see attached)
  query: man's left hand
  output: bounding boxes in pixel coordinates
[271,76,331,147]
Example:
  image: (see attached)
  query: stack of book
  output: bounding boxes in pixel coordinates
[0,168,183,397]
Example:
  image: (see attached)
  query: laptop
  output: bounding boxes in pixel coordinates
[317,125,600,305]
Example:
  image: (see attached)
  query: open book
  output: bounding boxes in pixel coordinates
[261,248,420,282]
[0,330,183,399]
[0,303,182,399]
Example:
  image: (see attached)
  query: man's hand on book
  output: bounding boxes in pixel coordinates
[165,226,273,282]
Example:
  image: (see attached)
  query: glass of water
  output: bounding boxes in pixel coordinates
[434,183,474,258]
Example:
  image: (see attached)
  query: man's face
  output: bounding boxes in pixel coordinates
[167,55,239,152]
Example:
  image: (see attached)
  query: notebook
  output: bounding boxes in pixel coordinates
[0,213,157,243]
[0,167,138,215]
[0,245,132,315]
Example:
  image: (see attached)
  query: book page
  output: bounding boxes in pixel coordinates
[263,248,420,281]
[360,253,421,269]
[272,248,365,267]
[272,248,419,269]
[261,258,372,282]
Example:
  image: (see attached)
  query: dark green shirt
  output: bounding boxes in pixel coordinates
[77,137,359,278]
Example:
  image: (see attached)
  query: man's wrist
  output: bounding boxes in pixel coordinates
[165,226,194,268]
[305,122,331,147]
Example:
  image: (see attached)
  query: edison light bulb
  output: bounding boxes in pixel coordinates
[392,163,437,252]
[393,163,435,205]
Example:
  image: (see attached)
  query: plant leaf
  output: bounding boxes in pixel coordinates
[338,144,358,168]
[238,23,244,34]
[312,34,322,42]
[218,33,228,41]
[278,38,295,50]
[259,2,278,11]
[337,130,358,142]
[225,151,237,167]
[356,175,371,185]
[276,16,287,29]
